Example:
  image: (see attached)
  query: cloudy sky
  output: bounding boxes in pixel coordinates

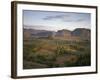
[23,10,91,31]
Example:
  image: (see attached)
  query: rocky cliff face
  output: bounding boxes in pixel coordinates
[71,28,90,40]
[55,29,71,37]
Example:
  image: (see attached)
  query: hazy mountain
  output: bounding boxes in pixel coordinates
[23,28,56,39]
[24,28,48,34]
[23,26,90,41]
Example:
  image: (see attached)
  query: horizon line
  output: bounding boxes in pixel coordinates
[23,25,91,32]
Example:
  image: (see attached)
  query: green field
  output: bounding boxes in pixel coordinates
[23,38,91,69]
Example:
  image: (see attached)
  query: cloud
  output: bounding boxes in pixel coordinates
[43,14,69,20]
[43,14,85,22]
[63,18,85,22]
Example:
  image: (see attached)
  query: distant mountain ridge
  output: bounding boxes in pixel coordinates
[23,26,90,41]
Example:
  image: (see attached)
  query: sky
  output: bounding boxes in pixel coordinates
[23,10,91,31]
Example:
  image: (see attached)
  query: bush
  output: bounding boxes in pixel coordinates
[75,53,91,66]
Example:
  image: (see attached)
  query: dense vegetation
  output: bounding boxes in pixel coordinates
[23,38,91,69]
